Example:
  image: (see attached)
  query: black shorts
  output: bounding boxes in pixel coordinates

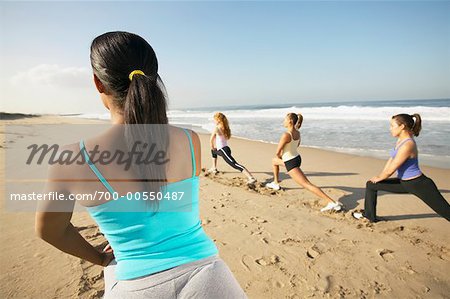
[284,155,302,172]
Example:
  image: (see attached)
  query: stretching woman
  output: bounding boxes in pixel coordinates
[208,112,256,184]
[35,31,247,298]
[266,113,343,212]
[354,113,450,222]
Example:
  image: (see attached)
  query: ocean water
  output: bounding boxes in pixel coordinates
[75,99,450,169]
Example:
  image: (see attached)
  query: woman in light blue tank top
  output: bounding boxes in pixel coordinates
[356,113,450,222]
[35,31,247,298]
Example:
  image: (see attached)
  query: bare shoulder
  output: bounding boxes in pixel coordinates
[395,139,417,160]
[43,142,84,193]
[400,139,416,153]
[281,132,291,142]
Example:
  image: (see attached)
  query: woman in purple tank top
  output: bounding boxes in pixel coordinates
[354,113,450,222]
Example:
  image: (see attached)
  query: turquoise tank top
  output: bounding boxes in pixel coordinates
[80,128,218,280]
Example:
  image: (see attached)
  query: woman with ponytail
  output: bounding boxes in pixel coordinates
[354,113,450,222]
[208,112,257,184]
[35,32,247,298]
[266,113,343,212]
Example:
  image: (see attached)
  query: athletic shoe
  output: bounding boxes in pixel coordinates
[265,181,281,190]
[207,168,218,174]
[247,177,257,184]
[352,212,364,219]
[334,201,344,211]
[320,201,341,212]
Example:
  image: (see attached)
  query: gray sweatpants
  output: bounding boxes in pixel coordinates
[103,255,247,299]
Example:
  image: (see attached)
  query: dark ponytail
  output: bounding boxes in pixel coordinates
[90,31,168,124]
[392,113,422,137]
[124,74,168,124]
[90,31,169,210]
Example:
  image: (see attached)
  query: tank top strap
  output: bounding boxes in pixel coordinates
[79,140,116,195]
[181,128,196,177]
[286,131,293,142]
[396,138,413,150]
[286,131,299,144]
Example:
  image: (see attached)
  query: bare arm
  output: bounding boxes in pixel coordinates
[371,141,414,183]
[382,158,393,173]
[275,133,290,158]
[210,127,217,149]
[35,162,112,266]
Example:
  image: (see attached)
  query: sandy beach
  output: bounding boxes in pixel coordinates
[1,115,449,298]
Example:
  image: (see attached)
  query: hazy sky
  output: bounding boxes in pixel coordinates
[1,1,449,114]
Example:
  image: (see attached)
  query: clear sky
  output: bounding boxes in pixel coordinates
[1,1,449,114]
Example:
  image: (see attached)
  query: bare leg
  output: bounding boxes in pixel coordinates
[211,157,217,170]
[271,157,284,183]
[288,167,336,204]
[242,168,255,180]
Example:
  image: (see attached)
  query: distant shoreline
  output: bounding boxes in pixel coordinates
[2,113,449,169]
[0,112,40,120]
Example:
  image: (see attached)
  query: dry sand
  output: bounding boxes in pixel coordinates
[1,115,449,298]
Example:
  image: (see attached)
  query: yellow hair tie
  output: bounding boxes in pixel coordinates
[129,70,145,81]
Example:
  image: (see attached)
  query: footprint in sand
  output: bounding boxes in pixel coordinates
[255,254,281,266]
[401,262,416,274]
[372,281,391,294]
[377,249,395,262]
[381,225,405,234]
[77,259,105,298]
[241,255,259,272]
[411,226,428,233]
[306,248,320,259]
[307,243,325,259]
[212,203,226,209]
[250,216,268,223]
[280,237,302,246]
[270,279,285,288]
[409,238,422,245]
[339,238,358,247]
[356,222,374,230]
[318,275,333,293]
[250,230,263,236]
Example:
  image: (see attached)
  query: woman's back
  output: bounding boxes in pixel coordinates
[77,127,218,280]
[215,126,228,149]
[281,131,300,162]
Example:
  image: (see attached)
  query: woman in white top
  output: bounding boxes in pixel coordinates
[209,112,256,184]
[266,113,343,212]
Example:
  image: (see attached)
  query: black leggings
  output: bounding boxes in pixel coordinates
[211,146,245,172]
[364,174,450,222]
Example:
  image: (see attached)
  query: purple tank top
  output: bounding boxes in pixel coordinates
[389,138,422,180]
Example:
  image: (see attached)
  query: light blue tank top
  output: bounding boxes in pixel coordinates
[80,128,218,280]
[389,138,422,180]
